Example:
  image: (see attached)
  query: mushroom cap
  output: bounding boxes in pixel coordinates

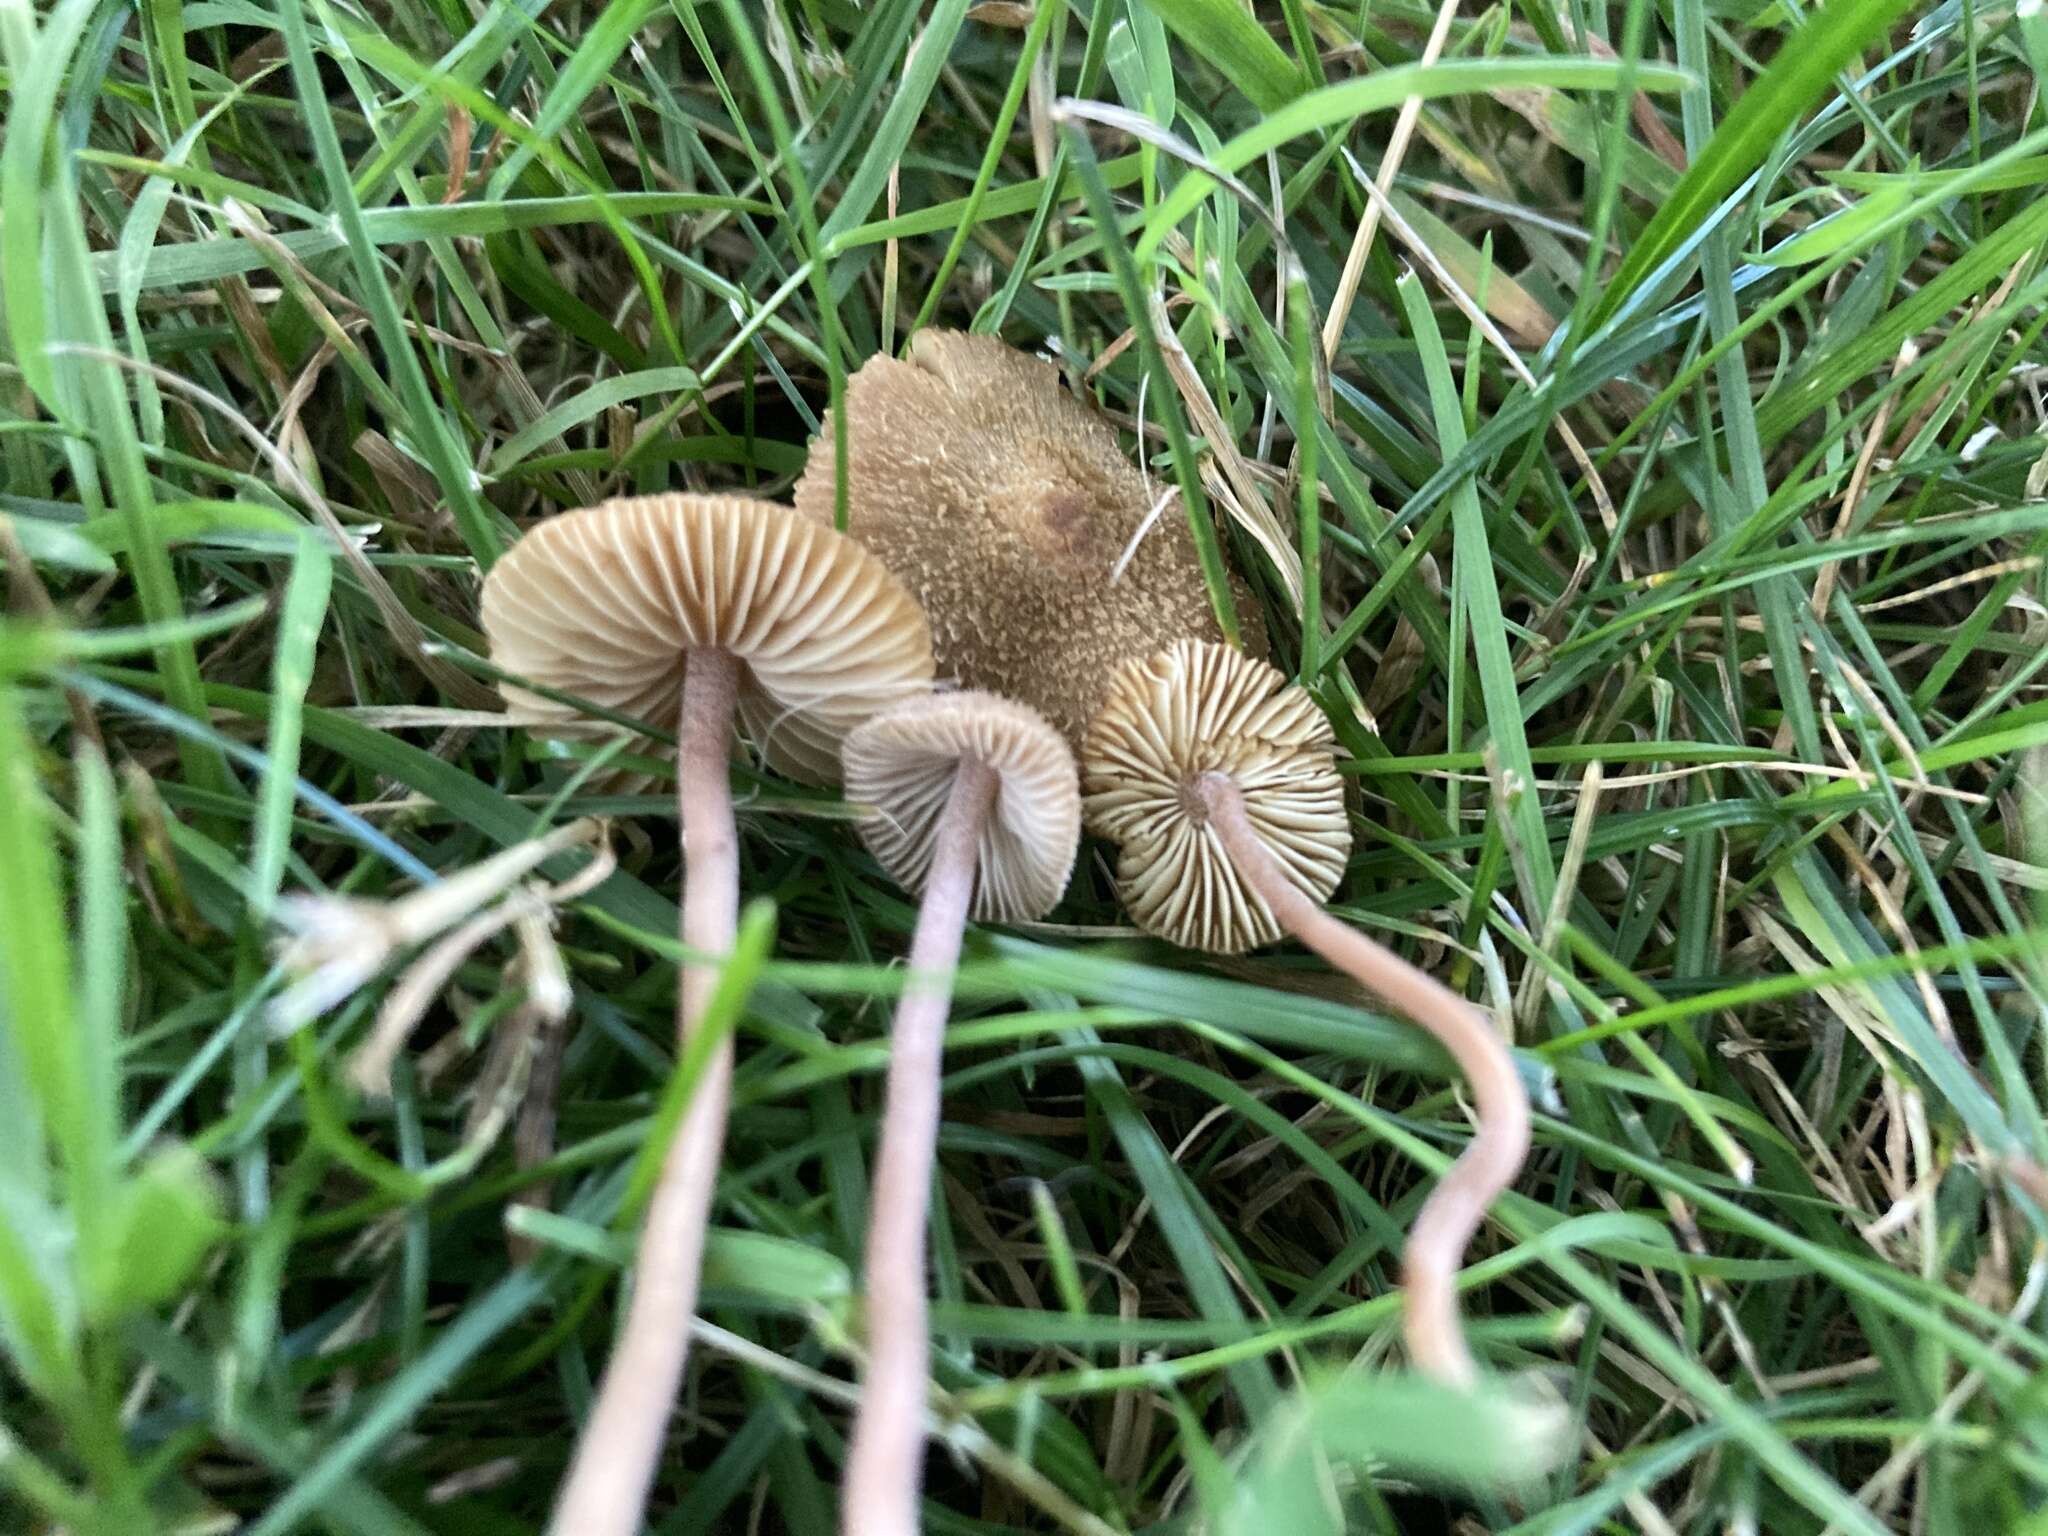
[482,494,934,784]
[793,329,1263,747]
[1081,639,1351,954]
[844,691,1081,923]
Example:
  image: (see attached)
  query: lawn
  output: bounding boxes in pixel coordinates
[4,0,2048,1531]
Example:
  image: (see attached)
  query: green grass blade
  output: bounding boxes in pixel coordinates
[1397,272,1555,916]
[1136,0,1310,112]
[274,0,500,566]
[1132,59,1690,259]
[1588,0,1918,329]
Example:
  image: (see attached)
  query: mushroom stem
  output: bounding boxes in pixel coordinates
[1195,770,1531,1387]
[843,752,998,1536]
[549,646,741,1536]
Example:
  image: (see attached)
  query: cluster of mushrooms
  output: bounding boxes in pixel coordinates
[480,331,1532,1536]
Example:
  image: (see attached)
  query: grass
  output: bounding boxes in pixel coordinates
[4,0,2048,1529]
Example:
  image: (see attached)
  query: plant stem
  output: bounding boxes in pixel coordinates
[549,647,741,1536]
[1195,771,1531,1387]
[842,754,997,1536]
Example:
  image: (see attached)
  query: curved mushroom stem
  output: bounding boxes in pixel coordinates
[550,646,741,1536]
[1195,771,1531,1388]
[843,753,998,1536]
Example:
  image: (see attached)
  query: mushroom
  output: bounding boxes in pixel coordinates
[481,493,934,1536]
[1081,638,1531,1387]
[837,692,1081,1536]
[793,329,1263,746]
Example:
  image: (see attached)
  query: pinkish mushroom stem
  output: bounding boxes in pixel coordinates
[1195,770,1532,1388]
[842,753,998,1536]
[549,647,741,1536]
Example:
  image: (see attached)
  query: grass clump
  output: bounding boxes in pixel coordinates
[5,0,2048,1531]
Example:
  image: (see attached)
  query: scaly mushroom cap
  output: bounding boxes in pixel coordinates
[1081,639,1351,954]
[482,494,934,784]
[844,692,1081,923]
[793,329,1262,747]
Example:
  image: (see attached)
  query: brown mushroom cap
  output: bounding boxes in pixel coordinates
[1081,638,1351,954]
[843,691,1081,923]
[482,494,934,784]
[793,329,1263,746]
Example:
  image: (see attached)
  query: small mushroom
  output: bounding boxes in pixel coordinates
[483,493,934,1536]
[1081,638,1531,1387]
[838,692,1080,1536]
[794,329,1262,746]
